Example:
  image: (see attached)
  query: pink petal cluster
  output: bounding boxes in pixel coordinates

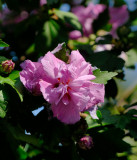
[40,0,47,6]
[20,60,47,95]
[0,1,45,26]
[69,4,129,39]
[0,8,29,26]
[109,5,129,38]
[69,3,106,39]
[20,49,104,124]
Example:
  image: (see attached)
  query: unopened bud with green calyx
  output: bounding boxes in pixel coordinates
[1,60,15,73]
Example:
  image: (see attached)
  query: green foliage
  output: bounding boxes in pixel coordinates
[96,110,102,119]
[114,0,126,7]
[4,0,40,11]
[89,51,125,71]
[0,0,137,159]
[100,104,137,140]
[0,71,23,101]
[0,39,9,47]
[47,0,59,5]
[54,9,82,32]
[35,19,67,55]
[86,127,131,159]
[54,43,69,62]
[0,90,7,118]
[92,69,118,84]
[93,8,109,33]
[0,56,8,63]
[126,49,137,67]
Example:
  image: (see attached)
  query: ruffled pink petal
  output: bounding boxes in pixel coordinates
[70,75,96,87]
[20,60,45,95]
[85,82,105,110]
[40,80,69,105]
[62,93,70,105]
[70,89,90,111]
[69,50,93,76]
[41,52,65,83]
[40,80,62,104]
[52,100,80,124]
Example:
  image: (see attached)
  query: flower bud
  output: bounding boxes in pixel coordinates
[1,60,15,73]
[78,135,93,150]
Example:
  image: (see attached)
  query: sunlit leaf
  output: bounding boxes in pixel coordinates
[92,69,117,84]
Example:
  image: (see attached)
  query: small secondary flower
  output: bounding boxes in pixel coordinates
[69,3,106,39]
[78,135,93,150]
[109,5,129,38]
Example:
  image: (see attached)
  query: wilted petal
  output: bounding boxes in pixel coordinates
[88,106,99,119]
[51,42,64,54]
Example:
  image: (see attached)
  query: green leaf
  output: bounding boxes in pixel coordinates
[88,51,125,71]
[35,19,66,55]
[35,19,68,55]
[96,110,102,119]
[93,8,109,33]
[0,74,23,102]
[126,49,137,67]
[47,0,58,5]
[0,0,2,10]
[92,69,118,84]
[53,43,69,62]
[8,70,20,81]
[87,127,131,159]
[43,19,60,48]
[0,90,7,118]
[0,39,9,47]
[114,0,126,7]
[0,56,8,63]
[17,146,28,160]
[54,9,82,32]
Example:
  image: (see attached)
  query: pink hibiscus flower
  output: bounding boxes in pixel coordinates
[40,0,47,6]
[20,49,104,124]
[69,3,106,39]
[40,50,104,124]
[109,5,129,38]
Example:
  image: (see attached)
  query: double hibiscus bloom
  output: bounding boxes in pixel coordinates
[20,45,104,124]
